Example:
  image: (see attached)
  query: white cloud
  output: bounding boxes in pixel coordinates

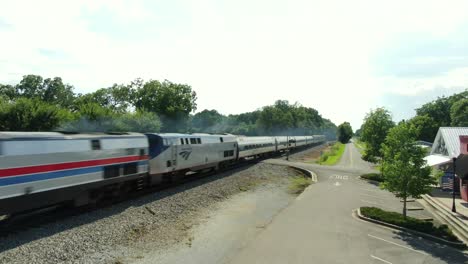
[1,0,468,129]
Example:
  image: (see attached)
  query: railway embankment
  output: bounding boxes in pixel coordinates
[0,163,304,264]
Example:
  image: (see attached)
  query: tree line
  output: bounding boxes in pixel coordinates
[0,75,337,137]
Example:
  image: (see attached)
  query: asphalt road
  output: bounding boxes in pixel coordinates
[228,143,467,264]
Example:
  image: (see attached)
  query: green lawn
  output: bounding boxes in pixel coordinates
[352,138,365,154]
[317,142,345,165]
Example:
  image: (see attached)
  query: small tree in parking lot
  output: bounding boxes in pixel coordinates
[380,122,434,218]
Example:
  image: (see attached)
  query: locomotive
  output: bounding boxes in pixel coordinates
[0,132,325,215]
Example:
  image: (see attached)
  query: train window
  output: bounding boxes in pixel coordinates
[123,163,137,175]
[104,165,120,179]
[180,138,184,145]
[224,150,234,157]
[220,137,224,143]
[91,140,101,150]
[167,160,172,167]
[190,138,196,144]
[185,138,189,144]
[197,138,201,144]
[139,149,145,156]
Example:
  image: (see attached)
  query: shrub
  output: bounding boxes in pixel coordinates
[360,173,383,182]
[360,207,460,242]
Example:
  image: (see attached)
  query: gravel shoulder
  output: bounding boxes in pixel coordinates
[0,163,302,264]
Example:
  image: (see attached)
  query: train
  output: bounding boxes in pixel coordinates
[0,132,326,215]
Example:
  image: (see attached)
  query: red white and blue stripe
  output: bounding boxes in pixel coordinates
[0,155,149,186]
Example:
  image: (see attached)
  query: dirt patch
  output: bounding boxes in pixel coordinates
[288,144,329,163]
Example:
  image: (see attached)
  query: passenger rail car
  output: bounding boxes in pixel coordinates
[237,136,276,158]
[0,132,326,216]
[0,132,149,215]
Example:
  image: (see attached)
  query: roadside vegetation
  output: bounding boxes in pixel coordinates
[288,176,312,194]
[337,122,353,143]
[317,142,345,165]
[360,173,383,182]
[352,138,365,155]
[0,75,338,137]
[360,207,460,242]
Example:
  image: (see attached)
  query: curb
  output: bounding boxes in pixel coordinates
[357,176,381,185]
[355,208,466,249]
[290,166,318,182]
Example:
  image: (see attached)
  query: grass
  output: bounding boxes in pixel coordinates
[360,173,384,182]
[353,138,366,155]
[360,207,460,242]
[288,176,312,194]
[317,142,345,165]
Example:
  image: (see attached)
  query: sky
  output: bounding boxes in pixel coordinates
[1,0,468,129]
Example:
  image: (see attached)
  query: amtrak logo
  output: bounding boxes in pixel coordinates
[179,150,192,160]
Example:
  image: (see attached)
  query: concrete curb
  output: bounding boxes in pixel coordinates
[290,166,318,183]
[355,208,466,249]
[357,176,381,185]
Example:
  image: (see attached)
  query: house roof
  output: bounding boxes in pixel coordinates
[430,127,468,158]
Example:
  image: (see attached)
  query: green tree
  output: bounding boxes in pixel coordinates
[450,98,468,126]
[337,122,353,143]
[0,98,70,131]
[42,77,76,108]
[408,115,439,142]
[380,122,434,218]
[360,107,395,162]
[134,80,197,132]
[112,111,162,132]
[16,75,45,98]
[414,90,467,140]
[0,84,17,101]
[191,109,225,132]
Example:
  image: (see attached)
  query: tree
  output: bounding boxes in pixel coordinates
[408,115,439,142]
[450,98,468,126]
[42,77,76,108]
[380,122,434,218]
[0,98,69,131]
[337,122,353,143]
[0,84,17,101]
[191,109,225,132]
[414,90,468,140]
[360,107,395,162]
[134,80,197,132]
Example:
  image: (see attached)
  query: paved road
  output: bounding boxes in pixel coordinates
[228,143,467,264]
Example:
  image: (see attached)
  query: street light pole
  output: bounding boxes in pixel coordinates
[452,157,457,213]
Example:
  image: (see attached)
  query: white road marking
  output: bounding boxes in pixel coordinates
[329,175,349,180]
[334,182,341,186]
[371,255,393,264]
[368,234,429,256]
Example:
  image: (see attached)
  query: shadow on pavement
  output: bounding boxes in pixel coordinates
[392,231,468,264]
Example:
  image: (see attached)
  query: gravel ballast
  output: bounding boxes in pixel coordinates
[0,163,301,264]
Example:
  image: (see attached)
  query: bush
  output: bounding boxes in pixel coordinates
[289,176,312,194]
[360,173,383,182]
[360,207,460,242]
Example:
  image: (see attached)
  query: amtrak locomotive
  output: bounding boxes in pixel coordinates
[0,132,326,215]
